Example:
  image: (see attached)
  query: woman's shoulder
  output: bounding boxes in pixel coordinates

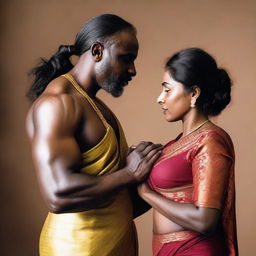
[196,121,235,156]
[202,122,233,143]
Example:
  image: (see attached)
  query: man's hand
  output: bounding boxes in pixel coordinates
[124,141,162,182]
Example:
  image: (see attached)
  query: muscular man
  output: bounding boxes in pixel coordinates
[26,14,162,256]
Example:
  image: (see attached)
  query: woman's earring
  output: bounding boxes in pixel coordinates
[191,101,196,108]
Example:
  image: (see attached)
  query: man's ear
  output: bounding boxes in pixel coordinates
[91,42,104,61]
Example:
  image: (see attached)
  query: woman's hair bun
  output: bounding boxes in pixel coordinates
[165,48,232,116]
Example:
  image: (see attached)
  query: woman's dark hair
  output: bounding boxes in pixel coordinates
[27,14,136,100]
[165,48,232,116]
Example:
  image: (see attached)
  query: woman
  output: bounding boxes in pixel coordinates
[138,48,238,256]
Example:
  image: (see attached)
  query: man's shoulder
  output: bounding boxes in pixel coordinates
[46,75,72,94]
[29,75,73,107]
[32,93,76,116]
[28,91,83,134]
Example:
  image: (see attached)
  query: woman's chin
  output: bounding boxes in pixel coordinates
[164,115,180,123]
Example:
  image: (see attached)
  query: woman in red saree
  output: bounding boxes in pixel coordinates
[138,48,238,256]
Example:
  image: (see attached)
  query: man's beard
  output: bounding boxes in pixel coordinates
[99,74,124,97]
[96,60,126,97]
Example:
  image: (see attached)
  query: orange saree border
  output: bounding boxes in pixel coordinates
[153,231,198,256]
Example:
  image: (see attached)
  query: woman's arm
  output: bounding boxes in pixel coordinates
[138,183,220,235]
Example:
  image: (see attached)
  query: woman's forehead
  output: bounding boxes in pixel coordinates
[162,72,184,88]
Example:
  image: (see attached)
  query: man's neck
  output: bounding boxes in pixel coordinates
[69,54,100,98]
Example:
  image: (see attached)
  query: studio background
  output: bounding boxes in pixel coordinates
[1,0,255,255]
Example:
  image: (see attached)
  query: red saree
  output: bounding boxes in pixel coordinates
[148,121,238,256]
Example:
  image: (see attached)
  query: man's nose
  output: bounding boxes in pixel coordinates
[128,63,136,77]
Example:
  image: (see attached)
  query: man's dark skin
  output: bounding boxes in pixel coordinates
[26,29,162,214]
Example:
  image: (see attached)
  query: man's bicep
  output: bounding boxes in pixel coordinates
[33,136,81,169]
[31,96,82,178]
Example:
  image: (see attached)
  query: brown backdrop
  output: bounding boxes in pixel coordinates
[1,0,255,255]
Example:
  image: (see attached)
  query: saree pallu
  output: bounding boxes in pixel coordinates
[39,74,137,256]
[148,122,238,256]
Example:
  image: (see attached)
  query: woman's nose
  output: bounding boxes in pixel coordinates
[157,93,165,104]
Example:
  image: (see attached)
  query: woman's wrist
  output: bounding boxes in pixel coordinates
[138,182,153,200]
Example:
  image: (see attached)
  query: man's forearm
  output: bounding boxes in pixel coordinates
[49,167,135,213]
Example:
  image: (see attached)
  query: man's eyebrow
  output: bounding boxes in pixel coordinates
[126,53,137,59]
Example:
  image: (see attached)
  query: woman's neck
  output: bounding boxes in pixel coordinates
[182,110,209,137]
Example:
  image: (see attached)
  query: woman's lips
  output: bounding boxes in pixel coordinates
[162,108,168,114]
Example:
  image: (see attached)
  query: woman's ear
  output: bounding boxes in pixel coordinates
[190,85,201,108]
[91,42,104,61]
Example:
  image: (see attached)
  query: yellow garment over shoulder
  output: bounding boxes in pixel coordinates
[39,74,137,256]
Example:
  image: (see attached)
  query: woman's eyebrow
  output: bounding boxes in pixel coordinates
[161,82,172,87]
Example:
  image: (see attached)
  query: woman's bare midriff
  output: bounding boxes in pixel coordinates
[153,209,185,234]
